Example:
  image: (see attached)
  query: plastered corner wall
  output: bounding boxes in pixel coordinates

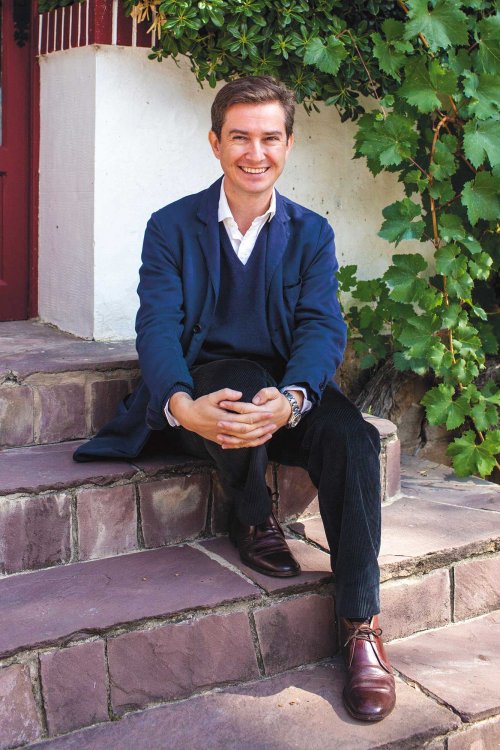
[38,46,96,339]
[40,46,432,341]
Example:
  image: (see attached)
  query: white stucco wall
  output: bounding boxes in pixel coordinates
[39,45,430,341]
[39,47,96,338]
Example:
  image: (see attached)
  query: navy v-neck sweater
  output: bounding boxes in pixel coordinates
[196,222,285,381]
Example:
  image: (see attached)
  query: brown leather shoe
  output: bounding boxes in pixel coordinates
[339,616,396,722]
[229,511,301,577]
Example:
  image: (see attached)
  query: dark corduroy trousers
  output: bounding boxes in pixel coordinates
[172,359,381,619]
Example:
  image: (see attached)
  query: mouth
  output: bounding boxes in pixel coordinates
[239,166,270,174]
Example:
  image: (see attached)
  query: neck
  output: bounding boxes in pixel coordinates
[224,185,273,235]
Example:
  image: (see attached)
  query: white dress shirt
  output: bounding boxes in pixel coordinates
[164,181,311,426]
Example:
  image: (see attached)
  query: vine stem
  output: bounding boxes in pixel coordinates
[428,114,460,368]
[409,158,429,178]
[429,115,449,249]
[346,29,387,117]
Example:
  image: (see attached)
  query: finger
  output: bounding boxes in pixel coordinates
[252,387,279,405]
[217,412,273,427]
[217,425,276,444]
[219,400,271,415]
[221,433,274,449]
[212,388,242,402]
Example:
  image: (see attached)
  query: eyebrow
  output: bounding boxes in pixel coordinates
[228,129,284,136]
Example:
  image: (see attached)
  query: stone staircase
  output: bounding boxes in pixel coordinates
[0,320,499,750]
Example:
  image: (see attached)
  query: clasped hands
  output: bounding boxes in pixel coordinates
[169,387,303,448]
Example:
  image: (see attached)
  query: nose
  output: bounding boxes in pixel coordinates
[246,138,265,162]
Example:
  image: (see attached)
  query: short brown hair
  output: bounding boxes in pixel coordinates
[211,76,295,140]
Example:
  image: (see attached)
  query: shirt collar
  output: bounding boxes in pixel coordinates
[218,179,276,225]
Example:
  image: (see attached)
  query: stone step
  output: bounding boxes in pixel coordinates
[0,418,400,577]
[0,322,400,499]
[0,459,498,748]
[0,321,139,449]
[6,614,500,750]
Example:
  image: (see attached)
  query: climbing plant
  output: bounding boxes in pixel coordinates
[39,1,499,478]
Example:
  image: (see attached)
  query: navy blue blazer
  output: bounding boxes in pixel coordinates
[74,177,347,461]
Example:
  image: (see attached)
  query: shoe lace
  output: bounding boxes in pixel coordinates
[343,622,383,648]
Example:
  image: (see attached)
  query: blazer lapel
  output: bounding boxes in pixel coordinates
[266,189,291,293]
[196,176,223,299]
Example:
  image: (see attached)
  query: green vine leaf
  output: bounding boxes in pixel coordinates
[372,19,413,80]
[383,252,428,303]
[463,119,500,168]
[337,264,358,292]
[461,171,500,225]
[354,113,419,170]
[468,252,493,280]
[470,400,499,431]
[378,200,425,245]
[475,15,500,73]
[463,71,500,119]
[396,312,440,359]
[421,383,455,425]
[429,139,458,179]
[303,36,348,75]
[447,429,500,477]
[404,0,469,51]
[435,244,464,276]
[399,58,457,113]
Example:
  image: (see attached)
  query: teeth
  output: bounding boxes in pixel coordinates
[241,167,268,174]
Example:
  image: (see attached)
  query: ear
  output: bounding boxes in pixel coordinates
[285,132,294,158]
[208,130,221,160]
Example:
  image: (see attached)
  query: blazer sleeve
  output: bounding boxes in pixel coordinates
[135,213,194,427]
[278,219,347,404]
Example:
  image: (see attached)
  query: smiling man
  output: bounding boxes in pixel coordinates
[76,76,396,722]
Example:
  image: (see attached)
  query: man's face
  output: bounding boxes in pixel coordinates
[208,101,294,201]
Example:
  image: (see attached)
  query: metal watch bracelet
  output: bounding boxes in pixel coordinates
[282,390,302,429]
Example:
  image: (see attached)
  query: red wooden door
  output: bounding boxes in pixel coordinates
[0,1,32,320]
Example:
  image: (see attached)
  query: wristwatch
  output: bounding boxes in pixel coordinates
[282,390,302,429]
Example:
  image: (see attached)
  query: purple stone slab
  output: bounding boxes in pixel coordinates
[0,385,34,447]
[200,536,332,593]
[448,715,500,750]
[90,379,132,432]
[401,455,500,512]
[276,464,318,521]
[363,414,398,438]
[28,660,459,750]
[389,611,500,722]
[379,497,500,576]
[291,495,500,581]
[0,493,71,574]
[130,452,212,476]
[40,641,109,735]
[77,485,138,560]
[254,594,336,674]
[0,546,258,658]
[139,476,210,547]
[0,663,41,749]
[289,516,329,551]
[38,383,86,443]
[108,611,259,713]
[0,441,137,495]
[0,321,137,378]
